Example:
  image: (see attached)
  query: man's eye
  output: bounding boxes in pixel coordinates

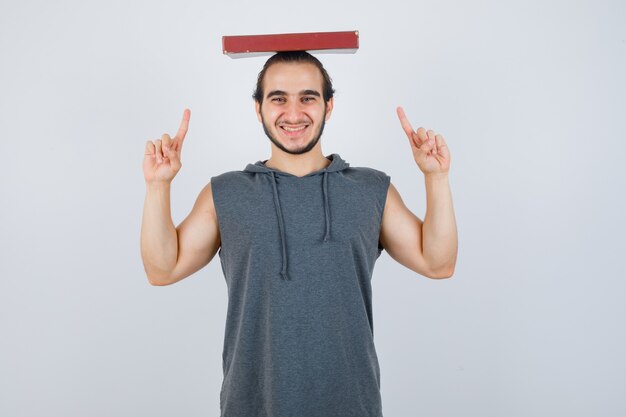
[272,97,285,103]
[302,97,315,102]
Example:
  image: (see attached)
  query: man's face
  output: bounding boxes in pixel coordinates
[255,62,333,155]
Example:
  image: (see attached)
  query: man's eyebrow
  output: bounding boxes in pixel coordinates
[265,89,321,98]
[301,90,321,97]
[266,90,287,98]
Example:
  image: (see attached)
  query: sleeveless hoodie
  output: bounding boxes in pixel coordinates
[210,153,390,417]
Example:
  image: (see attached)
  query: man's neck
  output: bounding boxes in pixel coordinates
[263,152,332,178]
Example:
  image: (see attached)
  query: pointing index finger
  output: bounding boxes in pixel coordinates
[175,108,191,144]
[396,106,415,138]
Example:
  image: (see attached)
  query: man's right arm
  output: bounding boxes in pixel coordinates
[140,181,220,286]
[140,108,220,286]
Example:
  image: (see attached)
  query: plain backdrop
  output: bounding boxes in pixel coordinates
[1,0,625,416]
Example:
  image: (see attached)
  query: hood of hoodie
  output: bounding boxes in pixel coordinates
[243,153,350,281]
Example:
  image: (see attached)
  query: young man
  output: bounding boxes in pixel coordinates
[141,51,457,417]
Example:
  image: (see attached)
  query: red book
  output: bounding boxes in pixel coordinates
[222,30,359,58]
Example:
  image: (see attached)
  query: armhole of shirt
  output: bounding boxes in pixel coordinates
[210,175,225,258]
[377,172,391,255]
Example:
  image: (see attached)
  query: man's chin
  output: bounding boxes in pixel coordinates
[264,129,322,155]
[261,116,326,155]
[272,138,318,155]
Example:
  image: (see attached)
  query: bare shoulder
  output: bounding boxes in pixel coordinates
[177,182,221,250]
[162,182,221,285]
[196,181,218,218]
[382,182,410,215]
[380,181,432,278]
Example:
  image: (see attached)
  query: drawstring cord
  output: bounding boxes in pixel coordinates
[268,170,332,281]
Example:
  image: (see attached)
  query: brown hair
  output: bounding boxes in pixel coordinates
[252,51,335,105]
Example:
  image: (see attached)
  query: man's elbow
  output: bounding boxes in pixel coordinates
[143,264,175,286]
[147,275,174,286]
[427,263,456,279]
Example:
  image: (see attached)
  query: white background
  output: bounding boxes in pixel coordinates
[1,0,624,416]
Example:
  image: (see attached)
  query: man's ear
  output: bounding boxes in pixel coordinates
[255,101,262,123]
[325,97,334,121]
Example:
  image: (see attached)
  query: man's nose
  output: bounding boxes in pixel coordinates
[283,101,306,121]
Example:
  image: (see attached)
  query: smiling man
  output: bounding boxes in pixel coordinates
[254,53,333,158]
[141,51,458,417]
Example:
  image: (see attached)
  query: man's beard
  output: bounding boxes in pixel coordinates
[260,107,327,155]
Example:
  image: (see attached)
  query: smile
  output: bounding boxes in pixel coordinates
[279,125,309,136]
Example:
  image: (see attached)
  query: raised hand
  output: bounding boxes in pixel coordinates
[396,106,451,176]
[143,109,191,184]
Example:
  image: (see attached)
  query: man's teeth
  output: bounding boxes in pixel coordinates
[282,126,307,132]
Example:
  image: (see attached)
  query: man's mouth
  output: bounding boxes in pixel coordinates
[279,124,309,137]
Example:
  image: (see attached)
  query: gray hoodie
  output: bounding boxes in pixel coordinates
[211,153,390,417]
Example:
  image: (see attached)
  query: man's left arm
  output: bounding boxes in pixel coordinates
[422,173,457,277]
[378,107,458,279]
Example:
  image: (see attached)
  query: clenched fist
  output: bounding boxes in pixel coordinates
[143,109,190,184]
